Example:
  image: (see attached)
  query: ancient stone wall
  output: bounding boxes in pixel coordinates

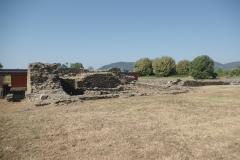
[26,63,69,105]
[26,62,136,106]
[77,73,121,89]
[57,68,88,77]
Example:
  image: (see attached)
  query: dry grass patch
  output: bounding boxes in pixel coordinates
[0,85,240,159]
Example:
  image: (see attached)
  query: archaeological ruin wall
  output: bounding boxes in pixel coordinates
[26,62,137,106]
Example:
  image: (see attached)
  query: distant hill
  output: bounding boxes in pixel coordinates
[98,62,134,71]
[98,61,240,72]
[214,61,240,71]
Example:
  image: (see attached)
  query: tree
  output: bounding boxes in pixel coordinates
[216,68,224,77]
[190,55,214,79]
[229,66,240,77]
[88,66,94,71]
[55,63,61,68]
[133,58,153,76]
[176,60,190,75]
[55,63,68,68]
[70,62,84,69]
[0,63,3,69]
[152,56,176,77]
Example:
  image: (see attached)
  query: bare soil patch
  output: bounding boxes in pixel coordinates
[0,85,240,159]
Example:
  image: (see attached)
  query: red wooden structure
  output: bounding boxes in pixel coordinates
[11,75,27,88]
[123,72,138,81]
[0,69,27,98]
[0,69,27,88]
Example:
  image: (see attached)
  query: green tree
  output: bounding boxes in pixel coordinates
[70,62,84,69]
[229,66,240,77]
[55,63,68,68]
[0,63,3,69]
[176,60,190,75]
[61,64,68,68]
[152,56,176,77]
[88,66,94,71]
[216,68,224,77]
[190,55,214,79]
[133,58,153,76]
[55,63,61,68]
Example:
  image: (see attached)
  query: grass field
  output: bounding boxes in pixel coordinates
[0,85,240,159]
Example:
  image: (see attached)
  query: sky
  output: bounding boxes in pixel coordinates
[0,0,240,69]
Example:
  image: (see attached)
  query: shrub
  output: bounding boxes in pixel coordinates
[224,69,230,76]
[190,55,214,79]
[152,56,176,77]
[176,60,190,75]
[133,58,153,76]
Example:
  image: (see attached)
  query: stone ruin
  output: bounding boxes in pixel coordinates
[7,62,240,105]
[26,62,139,106]
[137,78,240,94]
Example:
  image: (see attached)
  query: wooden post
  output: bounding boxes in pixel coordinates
[0,74,3,98]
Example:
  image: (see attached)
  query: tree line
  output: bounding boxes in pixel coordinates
[133,55,240,79]
[0,62,95,71]
[55,62,94,71]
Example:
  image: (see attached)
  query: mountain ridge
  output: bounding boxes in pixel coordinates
[98,62,134,71]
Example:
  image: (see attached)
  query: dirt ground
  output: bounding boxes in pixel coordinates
[0,99,31,112]
[0,85,240,159]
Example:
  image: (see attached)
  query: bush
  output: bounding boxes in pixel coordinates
[152,56,176,77]
[224,69,230,76]
[133,58,153,76]
[190,55,214,79]
[176,60,190,75]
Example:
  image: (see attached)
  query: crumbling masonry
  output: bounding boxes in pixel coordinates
[26,62,138,106]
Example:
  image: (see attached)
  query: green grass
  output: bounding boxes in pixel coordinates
[3,75,11,83]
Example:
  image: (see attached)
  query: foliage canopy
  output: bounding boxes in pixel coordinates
[229,66,240,77]
[152,56,176,77]
[70,62,84,69]
[176,60,190,75]
[133,58,153,76]
[55,63,69,68]
[190,55,214,79]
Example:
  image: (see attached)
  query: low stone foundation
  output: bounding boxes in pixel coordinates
[182,80,230,86]
[138,78,240,94]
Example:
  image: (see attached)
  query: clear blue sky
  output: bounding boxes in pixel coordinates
[0,0,240,69]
